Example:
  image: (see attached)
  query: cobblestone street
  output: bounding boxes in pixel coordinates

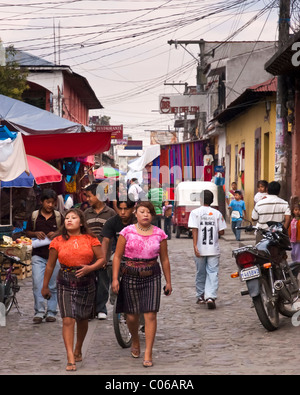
[1,228,300,376]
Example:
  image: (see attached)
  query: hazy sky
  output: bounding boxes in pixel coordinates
[0,0,280,145]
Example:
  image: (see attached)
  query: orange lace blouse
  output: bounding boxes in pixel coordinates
[50,234,101,267]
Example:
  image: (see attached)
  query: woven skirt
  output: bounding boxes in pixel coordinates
[116,257,161,314]
[57,266,96,321]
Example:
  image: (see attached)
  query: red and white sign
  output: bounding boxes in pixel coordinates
[95,125,123,139]
[159,94,201,115]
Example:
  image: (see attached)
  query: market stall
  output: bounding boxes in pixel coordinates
[0,96,113,280]
[0,137,64,278]
[0,94,112,221]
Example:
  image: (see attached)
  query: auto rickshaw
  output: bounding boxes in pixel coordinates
[173,181,219,238]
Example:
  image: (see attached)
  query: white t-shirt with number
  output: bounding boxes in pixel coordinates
[188,206,227,256]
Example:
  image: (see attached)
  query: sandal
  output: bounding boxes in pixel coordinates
[74,353,82,362]
[131,347,140,358]
[66,363,77,372]
[143,360,153,368]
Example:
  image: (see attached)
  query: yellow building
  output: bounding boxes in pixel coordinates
[215,78,277,217]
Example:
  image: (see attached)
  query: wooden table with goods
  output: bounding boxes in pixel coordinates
[0,236,32,280]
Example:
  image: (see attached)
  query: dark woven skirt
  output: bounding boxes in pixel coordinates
[57,266,96,321]
[116,258,161,314]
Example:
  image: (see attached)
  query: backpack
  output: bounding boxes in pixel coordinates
[31,210,62,231]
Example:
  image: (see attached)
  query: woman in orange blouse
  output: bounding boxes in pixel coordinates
[42,208,105,372]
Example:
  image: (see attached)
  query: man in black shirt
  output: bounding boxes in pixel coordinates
[84,183,116,320]
[101,198,136,305]
[26,189,64,324]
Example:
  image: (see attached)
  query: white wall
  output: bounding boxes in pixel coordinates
[26,71,64,116]
[226,46,277,106]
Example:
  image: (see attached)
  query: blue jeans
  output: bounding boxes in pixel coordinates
[231,219,242,241]
[32,255,60,318]
[164,217,172,239]
[194,255,220,300]
[95,268,110,315]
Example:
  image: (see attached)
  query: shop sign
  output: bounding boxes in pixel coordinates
[159,94,201,115]
[95,125,123,139]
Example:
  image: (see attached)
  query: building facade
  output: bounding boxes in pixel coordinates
[265,30,300,202]
[215,78,277,216]
[6,50,102,126]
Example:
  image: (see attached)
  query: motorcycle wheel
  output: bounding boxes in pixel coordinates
[252,277,279,331]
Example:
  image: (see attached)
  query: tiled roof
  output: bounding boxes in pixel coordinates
[248,77,277,93]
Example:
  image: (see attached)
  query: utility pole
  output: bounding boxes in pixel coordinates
[274,0,291,201]
[168,39,212,93]
[168,39,213,140]
[53,18,57,65]
[164,82,188,94]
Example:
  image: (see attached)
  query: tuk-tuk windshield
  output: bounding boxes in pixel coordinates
[175,181,218,207]
[190,192,202,202]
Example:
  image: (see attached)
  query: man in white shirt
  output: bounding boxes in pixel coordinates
[128,178,143,202]
[251,181,291,243]
[188,190,227,309]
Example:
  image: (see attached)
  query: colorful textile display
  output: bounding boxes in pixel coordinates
[152,140,208,185]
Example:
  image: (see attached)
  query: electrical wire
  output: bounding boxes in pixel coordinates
[0,0,281,132]
[225,0,278,100]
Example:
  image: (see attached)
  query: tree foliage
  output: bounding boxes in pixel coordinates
[0,44,28,100]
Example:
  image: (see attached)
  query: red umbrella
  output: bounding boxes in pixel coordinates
[26,155,62,184]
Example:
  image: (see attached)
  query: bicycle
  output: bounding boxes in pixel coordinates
[113,299,145,348]
[111,258,146,348]
[0,250,29,315]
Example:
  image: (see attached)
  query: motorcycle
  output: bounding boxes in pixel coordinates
[230,211,300,331]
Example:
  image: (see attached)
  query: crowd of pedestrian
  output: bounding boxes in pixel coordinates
[25,177,173,371]
[226,179,291,243]
[22,175,298,372]
[188,179,296,312]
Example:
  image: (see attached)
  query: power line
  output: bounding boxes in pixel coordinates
[0,0,281,131]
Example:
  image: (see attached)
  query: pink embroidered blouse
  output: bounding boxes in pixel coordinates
[120,224,168,259]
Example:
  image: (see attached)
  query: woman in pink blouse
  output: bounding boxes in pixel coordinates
[112,201,172,368]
